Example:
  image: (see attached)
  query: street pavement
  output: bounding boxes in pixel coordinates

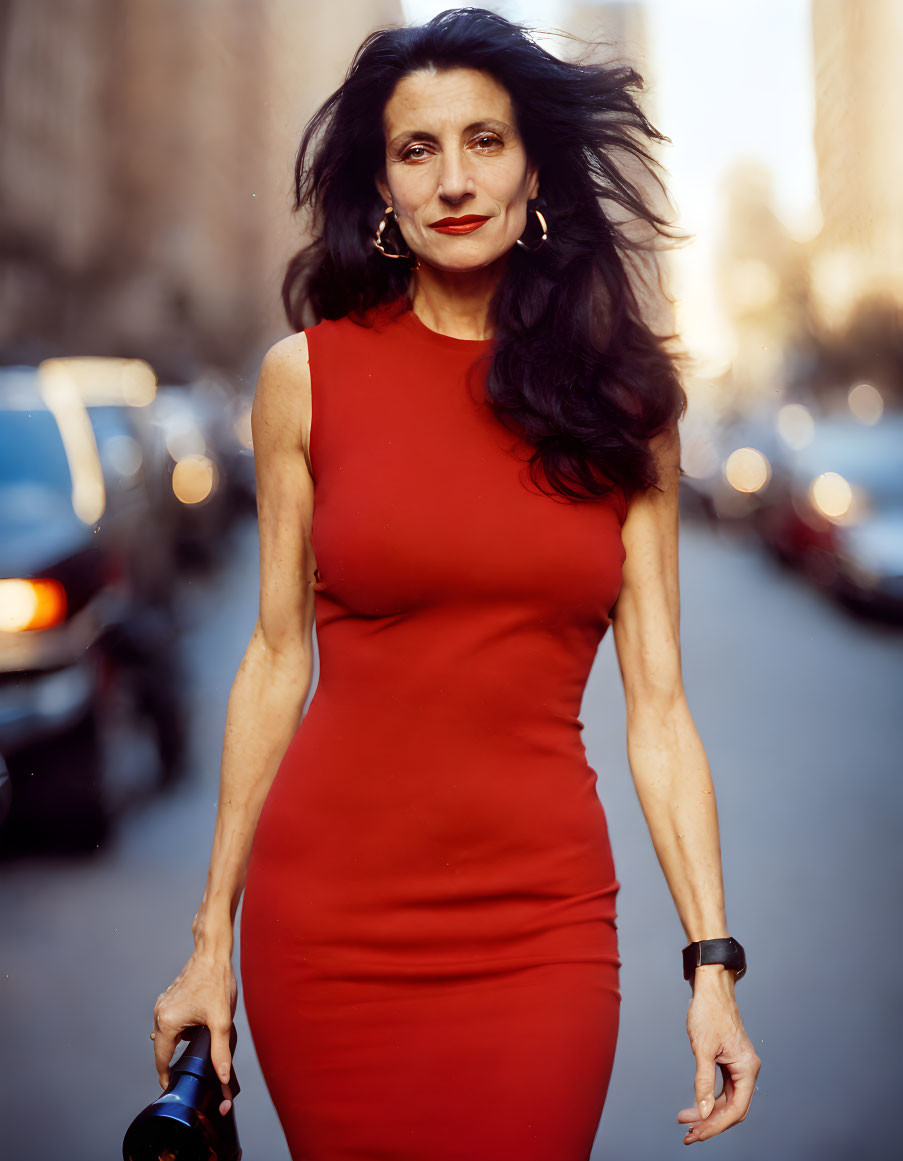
[1,508,901,1160]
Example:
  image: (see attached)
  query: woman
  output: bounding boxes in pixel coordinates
[152,9,761,1158]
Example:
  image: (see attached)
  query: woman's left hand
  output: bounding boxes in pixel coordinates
[676,966,762,1145]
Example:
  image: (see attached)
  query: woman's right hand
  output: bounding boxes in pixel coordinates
[152,948,238,1116]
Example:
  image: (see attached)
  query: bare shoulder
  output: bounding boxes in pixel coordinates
[252,331,312,471]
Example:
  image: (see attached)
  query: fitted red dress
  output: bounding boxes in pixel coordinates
[239,295,628,1161]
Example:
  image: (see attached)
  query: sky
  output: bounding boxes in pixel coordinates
[400,1,819,371]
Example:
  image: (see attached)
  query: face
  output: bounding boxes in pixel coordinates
[376,66,540,272]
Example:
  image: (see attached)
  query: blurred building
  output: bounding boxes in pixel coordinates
[0,0,403,381]
[562,1,657,124]
[561,2,676,339]
[713,159,812,403]
[565,1,650,71]
[810,0,903,328]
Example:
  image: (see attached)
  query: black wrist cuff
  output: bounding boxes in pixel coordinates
[682,936,746,982]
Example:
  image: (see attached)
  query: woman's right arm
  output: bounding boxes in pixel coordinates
[152,330,317,1105]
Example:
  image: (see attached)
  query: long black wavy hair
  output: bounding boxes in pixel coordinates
[282,6,691,505]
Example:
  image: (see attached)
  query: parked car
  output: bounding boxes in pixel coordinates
[0,752,10,830]
[188,373,257,511]
[756,412,903,619]
[143,384,234,565]
[37,355,184,605]
[85,399,181,611]
[679,404,789,525]
[0,366,187,853]
[223,383,256,510]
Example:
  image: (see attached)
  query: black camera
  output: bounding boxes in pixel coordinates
[122,1024,242,1161]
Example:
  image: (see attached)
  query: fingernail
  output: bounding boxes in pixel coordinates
[699,1098,711,1117]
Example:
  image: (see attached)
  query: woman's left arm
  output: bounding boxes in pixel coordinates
[610,422,762,1146]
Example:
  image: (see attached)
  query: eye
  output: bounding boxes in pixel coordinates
[400,144,429,161]
[473,134,502,150]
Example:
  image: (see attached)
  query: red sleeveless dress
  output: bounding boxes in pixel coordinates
[240,296,627,1160]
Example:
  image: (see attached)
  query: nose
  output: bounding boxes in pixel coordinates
[437,150,476,204]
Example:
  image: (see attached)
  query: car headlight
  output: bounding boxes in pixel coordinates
[723,447,771,494]
[808,472,870,524]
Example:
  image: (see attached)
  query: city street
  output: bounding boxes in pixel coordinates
[1,508,900,1161]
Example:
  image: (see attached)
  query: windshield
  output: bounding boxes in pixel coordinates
[0,410,73,495]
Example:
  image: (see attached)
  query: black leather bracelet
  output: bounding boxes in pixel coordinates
[682,936,746,983]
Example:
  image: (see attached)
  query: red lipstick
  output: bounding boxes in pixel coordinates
[429,215,491,235]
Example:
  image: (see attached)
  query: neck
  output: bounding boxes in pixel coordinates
[408,256,507,341]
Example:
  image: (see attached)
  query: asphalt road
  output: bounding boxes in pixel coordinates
[1,509,901,1160]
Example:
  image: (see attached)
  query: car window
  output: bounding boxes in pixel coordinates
[0,410,73,495]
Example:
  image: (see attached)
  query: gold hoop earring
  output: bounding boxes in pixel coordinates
[374,207,421,269]
[515,206,549,252]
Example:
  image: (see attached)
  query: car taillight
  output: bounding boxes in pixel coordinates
[0,577,68,631]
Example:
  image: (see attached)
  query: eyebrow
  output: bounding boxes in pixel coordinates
[388,119,512,150]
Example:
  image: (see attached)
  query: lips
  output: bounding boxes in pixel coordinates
[429,215,491,235]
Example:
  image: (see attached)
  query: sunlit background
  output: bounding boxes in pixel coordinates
[1,3,901,1160]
